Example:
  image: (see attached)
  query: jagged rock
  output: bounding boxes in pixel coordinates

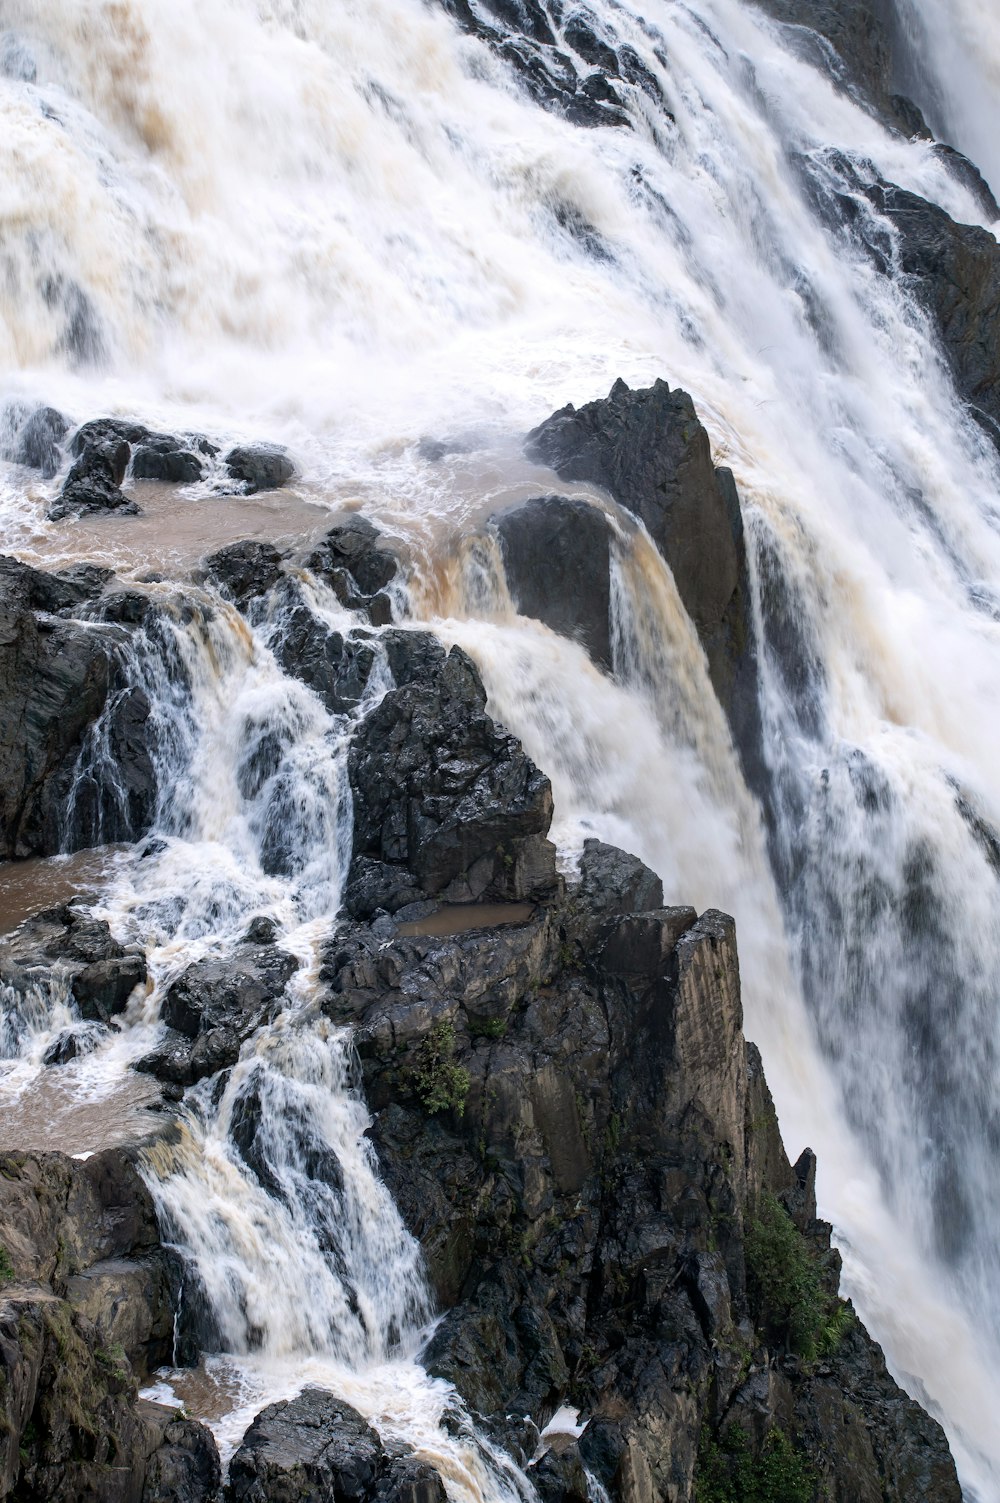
[434,0,665,132]
[204,540,286,605]
[494,495,614,671]
[50,431,137,520]
[228,1389,445,1503]
[11,405,70,478]
[525,380,762,788]
[136,942,298,1085]
[336,840,961,1501]
[270,581,380,717]
[801,152,1000,443]
[223,443,295,494]
[306,517,399,622]
[0,1148,173,1375]
[345,643,556,918]
[0,900,148,1025]
[0,555,161,857]
[140,1403,222,1503]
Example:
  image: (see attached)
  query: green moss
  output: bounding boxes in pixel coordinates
[410,1020,470,1116]
[0,1244,13,1285]
[695,1425,815,1503]
[745,1193,852,1362]
[469,1016,507,1040]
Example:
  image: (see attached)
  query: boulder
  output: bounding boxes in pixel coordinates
[345,642,556,918]
[50,434,136,520]
[525,380,762,784]
[494,495,614,670]
[140,1403,222,1503]
[11,405,70,478]
[204,540,286,606]
[136,941,299,1085]
[306,517,399,621]
[223,443,295,494]
[131,433,216,484]
[228,1389,445,1503]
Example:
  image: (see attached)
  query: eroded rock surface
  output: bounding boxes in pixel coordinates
[321,836,960,1503]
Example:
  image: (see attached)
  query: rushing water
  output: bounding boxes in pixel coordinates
[3,0,1000,1496]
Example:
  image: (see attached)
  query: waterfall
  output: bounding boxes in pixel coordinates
[4,0,1000,1496]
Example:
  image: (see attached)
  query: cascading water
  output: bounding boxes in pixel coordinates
[4,0,1000,1496]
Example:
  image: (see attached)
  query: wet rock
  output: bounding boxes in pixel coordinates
[433,0,664,131]
[525,379,762,789]
[228,1389,442,1503]
[204,540,286,605]
[11,405,70,478]
[346,643,556,918]
[50,433,137,520]
[0,900,148,1024]
[141,1403,223,1503]
[0,554,161,857]
[306,517,400,619]
[494,495,614,671]
[270,582,379,716]
[223,443,296,494]
[803,153,1000,445]
[41,1023,105,1066]
[131,432,217,484]
[344,834,960,1502]
[145,942,299,1084]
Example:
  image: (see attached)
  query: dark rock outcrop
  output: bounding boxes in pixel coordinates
[222,444,295,494]
[345,636,557,918]
[321,838,960,1502]
[131,433,217,485]
[137,942,298,1086]
[0,899,147,1030]
[204,541,286,606]
[494,495,614,671]
[434,0,667,133]
[0,1150,220,1502]
[0,556,158,858]
[306,517,399,625]
[227,1389,445,1503]
[523,380,763,787]
[50,431,138,520]
[802,151,1000,444]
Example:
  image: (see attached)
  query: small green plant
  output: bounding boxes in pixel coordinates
[470,1016,508,1039]
[695,1424,815,1503]
[410,1020,471,1116]
[0,1244,14,1285]
[745,1193,851,1362]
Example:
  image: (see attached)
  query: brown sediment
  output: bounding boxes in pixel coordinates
[0,846,127,936]
[0,1070,165,1155]
[396,902,534,937]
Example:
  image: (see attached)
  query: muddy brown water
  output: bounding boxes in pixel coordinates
[0,846,127,936]
[396,902,534,937]
[0,1070,167,1155]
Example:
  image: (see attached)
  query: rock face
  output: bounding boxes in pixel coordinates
[433,0,667,133]
[494,495,614,671]
[345,634,557,919]
[0,556,158,859]
[523,380,763,785]
[228,1389,446,1503]
[305,518,399,624]
[0,1147,219,1502]
[321,836,960,1503]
